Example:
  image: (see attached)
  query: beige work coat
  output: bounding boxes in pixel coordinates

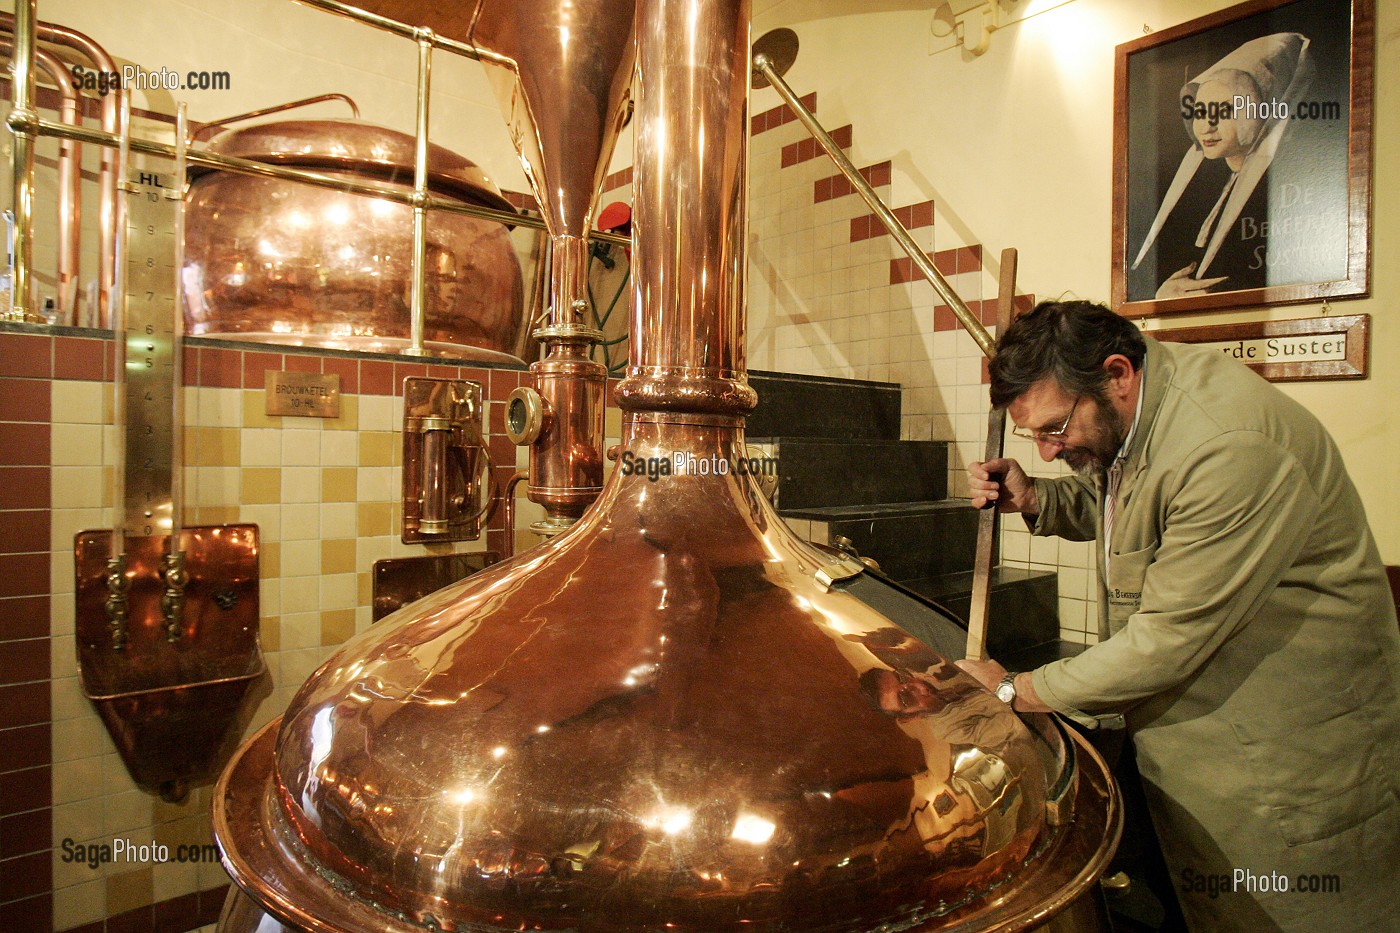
[1027,338,1400,932]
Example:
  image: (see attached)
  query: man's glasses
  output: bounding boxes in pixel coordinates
[1011,396,1080,443]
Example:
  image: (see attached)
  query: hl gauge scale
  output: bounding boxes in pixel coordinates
[117,167,181,543]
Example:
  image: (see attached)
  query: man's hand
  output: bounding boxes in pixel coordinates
[969,458,1038,515]
[955,659,1053,713]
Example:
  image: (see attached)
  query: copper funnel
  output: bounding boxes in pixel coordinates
[213,1,1119,929]
[468,0,636,320]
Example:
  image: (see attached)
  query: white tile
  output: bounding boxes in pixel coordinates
[281,576,319,614]
[282,429,322,466]
[241,428,283,466]
[281,504,321,540]
[320,573,357,611]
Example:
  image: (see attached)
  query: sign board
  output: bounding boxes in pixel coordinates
[1150,314,1368,382]
[265,371,342,417]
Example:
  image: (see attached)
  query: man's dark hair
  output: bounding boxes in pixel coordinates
[988,300,1146,408]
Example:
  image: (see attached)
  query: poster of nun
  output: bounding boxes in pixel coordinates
[1112,0,1372,317]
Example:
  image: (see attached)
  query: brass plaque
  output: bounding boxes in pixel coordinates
[265,371,342,418]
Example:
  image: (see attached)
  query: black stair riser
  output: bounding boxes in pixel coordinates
[775,440,948,509]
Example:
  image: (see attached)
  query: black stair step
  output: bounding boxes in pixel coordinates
[749,370,901,441]
[764,437,948,510]
[900,568,1060,659]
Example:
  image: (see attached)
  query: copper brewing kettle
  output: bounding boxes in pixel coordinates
[211,1,1120,930]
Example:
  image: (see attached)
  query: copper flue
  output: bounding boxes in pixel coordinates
[213,2,1119,930]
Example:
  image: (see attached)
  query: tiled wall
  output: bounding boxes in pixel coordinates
[743,98,1099,643]
[0,326,626,932]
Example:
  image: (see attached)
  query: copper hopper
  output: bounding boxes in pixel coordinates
[213,1,1120,929]
[76,527,264,803]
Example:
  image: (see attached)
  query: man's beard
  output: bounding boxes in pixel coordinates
[1058,398,1128,477]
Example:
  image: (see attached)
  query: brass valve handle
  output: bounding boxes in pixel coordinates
[161,550,189,642]
[104,554,130,650]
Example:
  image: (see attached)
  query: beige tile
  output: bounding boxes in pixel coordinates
[192,466,240,509]
[321,502,357,539]
[356,465,395,502]
[52,715,106,763]
[282,576,319,614]
[357,571,373,606]
[52,797,107,849]
[280,610,322,649]
[52,466,106,509]
[358,395,393,432]
[54,756,104,804]
[241,428,283,466]
[359,431,395,466]
[320,431,357,466]
[281,539,320,578]
[280,503,321,541]
[322,466,358,503]
[281,428,322,466]
[320,573,357,611]
[259,579,281,618]
[198,386,243,428]
[50,635,76,679]
[53,878,105,930]
[106,865,154,916]
[51,675,87,721]
[51,422,104,467]
[241,504,281,541]
[241,467,282,505]
[321,538,356,575]
[324,394,359,431]
[52,379,107,424]
[151,858,199,903]
[104,789,154,836]
[321,609,356,645]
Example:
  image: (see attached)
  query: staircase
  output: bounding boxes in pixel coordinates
[750,370,1064,662]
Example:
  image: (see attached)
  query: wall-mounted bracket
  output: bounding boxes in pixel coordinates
[402,377,491,543]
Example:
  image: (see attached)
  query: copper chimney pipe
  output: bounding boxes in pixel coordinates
[0,11,121,326]
[472,0,636,534]
[0,39,81,321]
[213,2,1119,930]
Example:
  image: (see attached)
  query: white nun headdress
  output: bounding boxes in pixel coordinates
[1131,33,1314,279]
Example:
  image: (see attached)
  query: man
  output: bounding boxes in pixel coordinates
[955,300,1400,932]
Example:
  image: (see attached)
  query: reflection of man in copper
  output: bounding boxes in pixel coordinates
[1132,33,1314,300]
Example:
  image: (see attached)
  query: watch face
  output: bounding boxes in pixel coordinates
[996,681,1016,704]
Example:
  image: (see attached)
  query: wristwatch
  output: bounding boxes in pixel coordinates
[995,672,1018,706]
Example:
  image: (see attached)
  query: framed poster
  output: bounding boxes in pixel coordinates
[1112,0,1373,317]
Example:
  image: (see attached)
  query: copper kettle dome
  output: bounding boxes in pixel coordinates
[212,1,1119,930]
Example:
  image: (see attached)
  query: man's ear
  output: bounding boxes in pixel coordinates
[1102,354,1136,400]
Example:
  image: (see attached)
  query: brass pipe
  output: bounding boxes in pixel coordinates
[0,10,123,327]
[406,32,434,357]
[5,112,630,246]
[291,0,513,66]
[191,93,361,142]
[753,54,996,358]
[6,0,37,323]
[0,40,80,322]
[499,470,527,558]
